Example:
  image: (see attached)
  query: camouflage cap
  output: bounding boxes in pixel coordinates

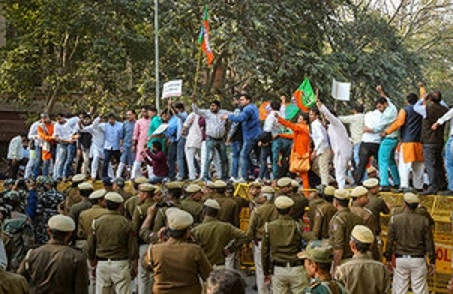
[112,177,125,186]
[5,191,20,202]
[297,240,333,263]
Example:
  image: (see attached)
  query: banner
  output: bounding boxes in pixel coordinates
[162,80,183,99]
[331,79,351,101]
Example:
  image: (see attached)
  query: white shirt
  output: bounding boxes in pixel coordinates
[339,113,364,145]
[184,113,203,149]
[320,105,352,156]
[437,108,453,137]
[7,135,24,160]
[311,119,330,155]
[54,117,78,141]
[361,110,382,143]
[28,120,42,147]
[263,104,286,135]
[80,117,105,150]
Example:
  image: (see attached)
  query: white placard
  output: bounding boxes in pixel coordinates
[162,80,183,99]
[331,79,351,101]
[152,123,169,136]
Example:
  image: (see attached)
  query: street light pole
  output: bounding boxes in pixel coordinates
[154,0,160,112]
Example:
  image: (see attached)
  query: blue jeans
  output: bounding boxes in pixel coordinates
[272,138,292,179]
[204,138,228,181]
[42,159,51,177]
[120,146,135,165]
[177,137,188,179]
[55,144,69,179]
[102,149,121,178]
[446,138,453,191]
[168,141,178,179]
[353,143,360,168]
[64,144,76,177]
[378,138,400,187]
[258,145,271,180]
[33,145,42,179]
[241,139,258,179]
[150,176,166,184]
[231,141,243,178]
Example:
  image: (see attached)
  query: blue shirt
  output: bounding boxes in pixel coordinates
[165,115,178,143]
[121,120,136,148]
[103,121,123,150]
[228,103,262,141]
[176,111,188,140]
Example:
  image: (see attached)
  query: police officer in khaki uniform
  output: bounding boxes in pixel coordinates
[63,173,85,213]
[69,182,94,234]
[247,181,263,207]
[77,189,108,294]
[277,177,308,220]
[246,185,278,294]
[211,180,239,227]
[329,189,363,276]
[312,186,338,240]
[143,209,212,294]
[87,192,138,294]
[191,199,249,268]
[113,177,133,201]
[0,266,29,294]
[262,196,308,293]
[124,176,149,220]
[180,184,204,224]
[336,225,390,294]
[131,183,157,294]
[18,215,88,294]
[298,241,348,294]
[307,185,327,230]
[384,192,435,294]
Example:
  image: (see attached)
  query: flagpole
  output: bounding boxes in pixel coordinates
[192,48,203,97]
[155,0,160,112]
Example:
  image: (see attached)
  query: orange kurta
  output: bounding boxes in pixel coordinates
[37,122,55,161]
[385,109,423,163]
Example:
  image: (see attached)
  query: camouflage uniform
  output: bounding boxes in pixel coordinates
[34,183,64,244]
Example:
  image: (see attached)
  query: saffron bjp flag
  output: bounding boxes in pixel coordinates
[292,78,316,112]
[198,5,214,65]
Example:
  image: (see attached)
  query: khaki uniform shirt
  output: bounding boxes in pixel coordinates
[77,204,108,240]
[212,194,239,227]
[365,193,390,234]
[312,202,337,240]
[335,252,390,294]
[0,269,29,294]
[289,192,309,220]
[87,211,138,261]
[132,198,155,243]
[124,195,139,220]
[329,209,363,260]
[118,188,133,201]
[18,240,88,294]
[148,238,212,294]
[64,187,82,213]
[384,210,435,264]
[180,198,204,224]
[308,198,326,230]
[392,206,435,227]
[246,203,278,240]
[191,217,250,266]
[350,206,378,235]
[69,199,92,238]
[261,215,304,276]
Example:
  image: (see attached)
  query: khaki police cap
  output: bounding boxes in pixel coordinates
[351,225,375,244]
[277,177,292,187]
[363,178,379,188]
[154,186,162,195]
[166,181,184,190]
[186,184,202,193]
[206,181,215,188]
[324,186,336,196]
[250,181,263,188]
[168,209,194,230]
[350,186,368,198]
[134,176,149,184]
[78,182,94,191]
[72,174,85,183]
[139,183,154,192]
[204,199,221,210]
[404,192,419,204]
[297,241,333,263]
[275,196,294,209]
[261,186,275,194]
[213,180,227,188]
[291,180,299,188]
[105,192,124,203]
[334,189,350,200]
[48,215,75,232]
[89,189,107,199]
[367,166,377,174]
[165,207,181,218]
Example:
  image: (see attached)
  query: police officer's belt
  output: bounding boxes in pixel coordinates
[273,260,304,267]
[207,136,224,141]
[96,256,128,261]
[395,254,424,258]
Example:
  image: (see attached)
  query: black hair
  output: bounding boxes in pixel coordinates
[405,201,418,210]
[19,132,28,138]
[174,102,184,110]
[107,113,116,119]
[430,91,442,104]
[149,106,157,112]
[211,100,221,108]
[354,104,364,113]
[152,141,163,151]
[240,93,252,102]
[309,107,320,117]
[276,207,291,215]
[215,188,226,194]
[375,97,388,105]
[80,189,94,198]
[106,201,121,210]
[168,188,183,200]
[84,113,92,119]
[128,109,137,115]
[324,195,334,203]
[207,269,246,294]
[203,206,219,218]
[406,93,418,105]
[57,113,65,118]
[50,229,70,241]
[270,101,281,111]
[352,237,371,253]
[299,112,309,123]
[318,262,332,272]
[168,228,187,239]
[335,198,350,207]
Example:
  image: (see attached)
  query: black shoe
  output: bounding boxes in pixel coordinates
[419,188,437,196]
[439,190,453,196]
[379,186,391,192]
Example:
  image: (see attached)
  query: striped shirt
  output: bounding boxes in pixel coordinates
[192,103,230,139]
